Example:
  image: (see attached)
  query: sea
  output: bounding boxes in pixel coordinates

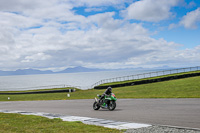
[0,69,159,91]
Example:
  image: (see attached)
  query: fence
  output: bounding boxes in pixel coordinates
[0,88,76,95]
[91,66,200,88]
[7,84,80,91]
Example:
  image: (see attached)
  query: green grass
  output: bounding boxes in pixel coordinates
[0,76,200,101]
[114,76,200,98]
[0,113,122,133]
[0,88,105,101]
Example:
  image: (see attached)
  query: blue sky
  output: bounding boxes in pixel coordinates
[73,0,200,49]
[0,0,200,71]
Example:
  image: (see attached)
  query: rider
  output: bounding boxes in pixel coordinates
[100,87,112,106]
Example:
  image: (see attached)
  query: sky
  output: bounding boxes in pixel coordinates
[0,0,200,71]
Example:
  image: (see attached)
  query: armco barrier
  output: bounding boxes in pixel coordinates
[94,72,200,89]
[92,66,200,88]
[0,89,75,95]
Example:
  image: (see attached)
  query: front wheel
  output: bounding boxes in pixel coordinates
[108,101,116,111]
[93,102,100,110]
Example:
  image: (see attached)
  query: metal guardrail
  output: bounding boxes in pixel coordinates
[4,84,93,92]
[0,89,76,95]
[7,84,80,91]
[91,66,200,88]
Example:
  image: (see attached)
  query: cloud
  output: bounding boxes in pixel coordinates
[21,53,51,63]
[0,0,199,71]
[122,0,181,22]
[70,0,130,8]
[187,1,196,8]
[180,8,200,29]
[0,0,40,11]
[85,7,105,12]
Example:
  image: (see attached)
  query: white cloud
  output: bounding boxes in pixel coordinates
[122,0,181,22]
[0,0,199,70]
[0,0,41,11]
[180,8,200,29]
[168,23,178,29]
[187,1,196,8]
[85,7,105,12]
[22,53,51,63]
[70,0,131,8]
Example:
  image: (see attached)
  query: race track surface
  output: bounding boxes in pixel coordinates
[0,99,199,129]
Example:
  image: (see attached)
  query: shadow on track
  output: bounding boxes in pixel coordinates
[92,108,123,111]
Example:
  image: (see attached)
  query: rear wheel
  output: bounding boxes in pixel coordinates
[108,101,116,111]
[93,102,100,110]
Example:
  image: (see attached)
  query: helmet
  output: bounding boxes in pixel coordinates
[107,87,112,92]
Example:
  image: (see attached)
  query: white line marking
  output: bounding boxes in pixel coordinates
[0,110,152,130]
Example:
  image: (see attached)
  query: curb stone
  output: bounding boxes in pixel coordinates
[0,110,151,130]
[1,110,200,132]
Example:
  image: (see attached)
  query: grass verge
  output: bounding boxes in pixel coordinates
[115,76,200,98]
[0,113,122,133]
[0,75,200,101]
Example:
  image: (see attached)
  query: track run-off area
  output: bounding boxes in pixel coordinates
[0,99,200,130]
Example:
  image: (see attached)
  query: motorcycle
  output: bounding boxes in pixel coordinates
[93,93,117,111]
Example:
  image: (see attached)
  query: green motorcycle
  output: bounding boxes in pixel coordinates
[93,93,117,111]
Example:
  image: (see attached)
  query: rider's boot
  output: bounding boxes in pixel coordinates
[102,103,107,107]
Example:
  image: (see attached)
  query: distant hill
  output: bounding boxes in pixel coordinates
[0,69,53,76]
[0,66,173,76]
[57,66,104,73]
[0,66,105,76]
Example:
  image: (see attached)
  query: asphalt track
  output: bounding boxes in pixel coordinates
[0,99,200,129]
